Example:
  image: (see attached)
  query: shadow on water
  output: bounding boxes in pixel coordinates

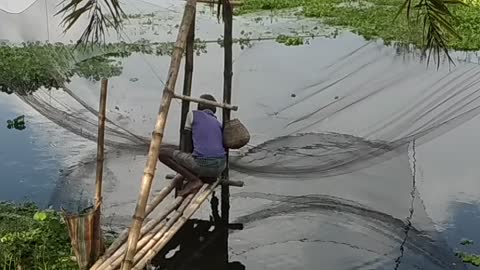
[152,218,245,270]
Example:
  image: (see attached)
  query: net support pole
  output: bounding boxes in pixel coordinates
[120,1,197,269]
[95,78,108,208]
[221,0,233,267]
[178,14,196,196]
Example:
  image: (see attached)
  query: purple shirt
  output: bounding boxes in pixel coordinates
[185,110,226,158]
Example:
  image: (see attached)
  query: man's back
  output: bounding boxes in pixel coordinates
[186,110,225,158]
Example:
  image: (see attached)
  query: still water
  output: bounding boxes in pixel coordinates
[1,0,480,269]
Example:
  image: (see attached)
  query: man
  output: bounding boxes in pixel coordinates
[159,94,226,196]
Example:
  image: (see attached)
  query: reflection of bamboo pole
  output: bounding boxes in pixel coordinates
[133,182,219,270]
[95,79,108,207]
[91,175,183,270]
[121,1,198,269]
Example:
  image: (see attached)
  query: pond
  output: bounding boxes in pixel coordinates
[1,0,480,269]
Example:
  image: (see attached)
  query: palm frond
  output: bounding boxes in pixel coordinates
[398,0,465,67]
[56,0,125,46]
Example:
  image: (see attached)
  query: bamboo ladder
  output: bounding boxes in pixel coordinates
[89,1,238,269]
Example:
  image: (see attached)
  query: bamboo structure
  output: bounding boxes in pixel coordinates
[120,1,198,269]
[132,182,219,270]
[90,0,243,268]
[90,176,183,270]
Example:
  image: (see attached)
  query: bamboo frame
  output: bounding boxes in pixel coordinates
[90,176,183,270]
[132,182,220,270]
[101,196,191,270]
[173,94,238,111]
[93,195,184,270]
[120,1,197,268]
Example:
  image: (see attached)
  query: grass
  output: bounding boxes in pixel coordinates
[237,0,480,51]
[0,202,77,270]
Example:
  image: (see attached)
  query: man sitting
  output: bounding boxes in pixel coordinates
[159,94,226,196]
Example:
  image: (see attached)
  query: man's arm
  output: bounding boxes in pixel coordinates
[181,111,194,153]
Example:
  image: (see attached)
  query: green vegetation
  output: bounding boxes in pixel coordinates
[275,35,306,46]
[6,115,26,131]
[0,202,77,269]
[0,40,207,96]
[238,0,480,51]
[455,239,480,267]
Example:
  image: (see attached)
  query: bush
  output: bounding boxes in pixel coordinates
[0,202,77,270]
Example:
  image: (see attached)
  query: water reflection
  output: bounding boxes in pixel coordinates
[2,0,480,269]
[153,218,245,270]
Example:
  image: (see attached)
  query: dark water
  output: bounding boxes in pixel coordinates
[2,0,480,269]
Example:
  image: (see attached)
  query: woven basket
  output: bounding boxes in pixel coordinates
[223,118,250,149]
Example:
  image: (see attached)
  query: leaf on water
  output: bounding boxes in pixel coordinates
[461,238,474,245]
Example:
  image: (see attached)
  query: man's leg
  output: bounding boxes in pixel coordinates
[158,148,203,196]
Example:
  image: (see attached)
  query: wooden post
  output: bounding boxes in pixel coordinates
[221,0,233,227]
[120,1,197,269]
[180,16,195,146]
[221,0,233,267]
[95,78,108,207]
[177,15,195,195]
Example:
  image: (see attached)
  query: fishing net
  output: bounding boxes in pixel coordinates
[2,0,480,269]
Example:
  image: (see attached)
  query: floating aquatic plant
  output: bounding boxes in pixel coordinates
[6,115,26,131]
[238,0,480,52]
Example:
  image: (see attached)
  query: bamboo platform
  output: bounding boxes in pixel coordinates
[87,1,238,269]
[90,177,221,270]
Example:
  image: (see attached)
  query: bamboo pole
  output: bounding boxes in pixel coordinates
[177,18,195,196]
[132,182,220,270]
[221,0,233,226]
[120,1,197,263]
[182,0,242,5]
[94,196,184,270]
[221,1,233,268]
[180,16,195,147]
[91,176,183,270]
[173,94,238,111]
[95,78,108,206]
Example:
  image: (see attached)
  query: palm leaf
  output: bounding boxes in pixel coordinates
[56,0,126,45]
[398,0,464,66]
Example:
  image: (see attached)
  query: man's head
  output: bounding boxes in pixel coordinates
[198,94,217,114]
